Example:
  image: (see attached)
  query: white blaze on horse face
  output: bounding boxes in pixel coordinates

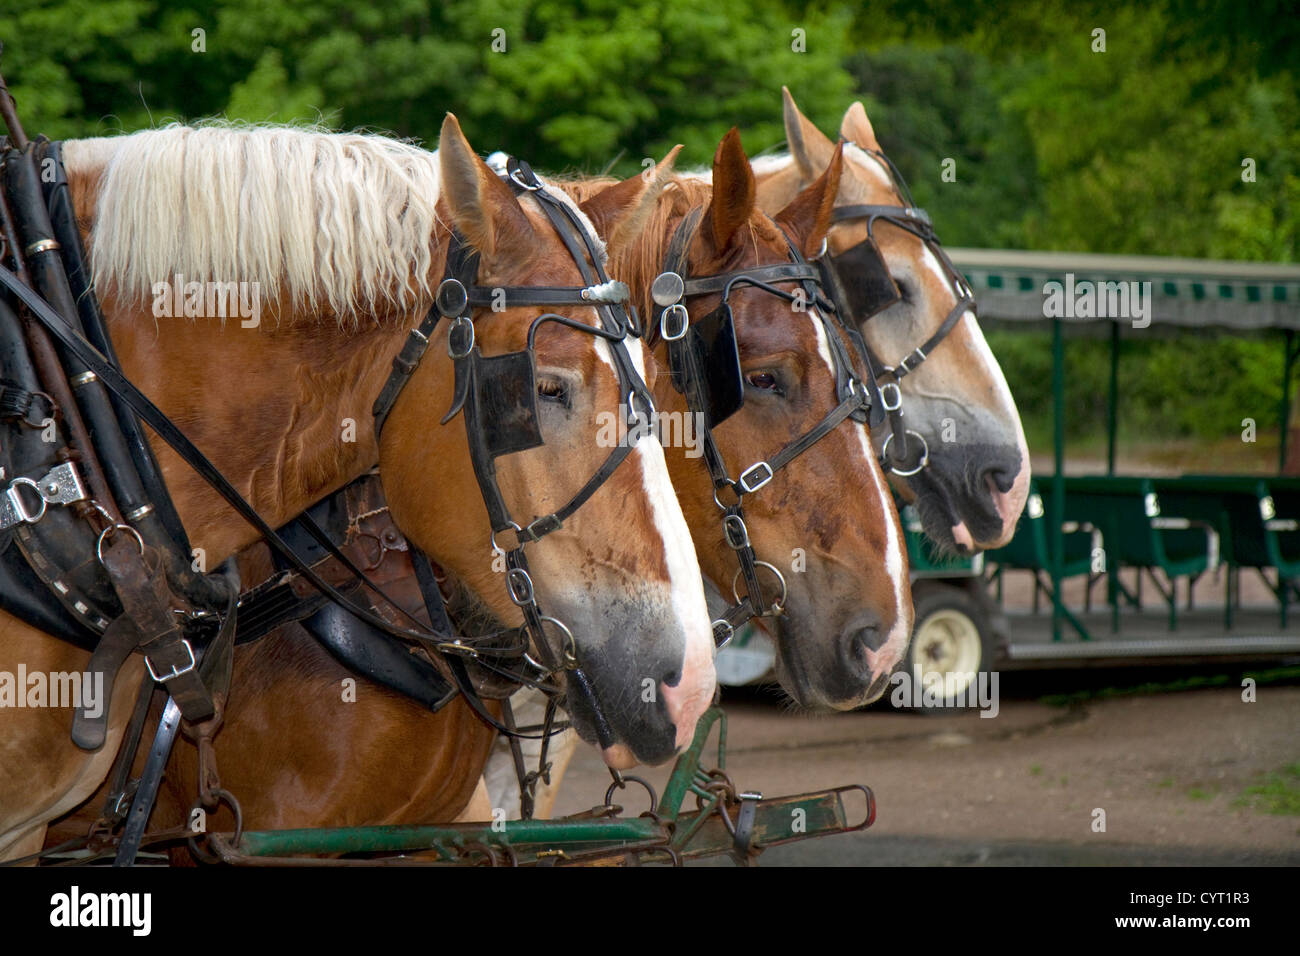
[592,333,715,751]
[806,311,910,660]
[916,245,1032,539]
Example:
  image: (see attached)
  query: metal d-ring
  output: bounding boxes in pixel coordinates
[882,429,929,477]
[732,561,788,616]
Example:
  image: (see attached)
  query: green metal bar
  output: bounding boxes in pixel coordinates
[1052,318,1066,642]
[658,706,723,823]
[1279,329,1296,474]
[233,817,661,858]
[1107,321,1120,475]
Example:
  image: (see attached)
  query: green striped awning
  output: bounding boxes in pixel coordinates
[948,249,1300,329]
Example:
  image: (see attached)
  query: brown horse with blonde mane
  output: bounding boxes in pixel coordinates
[2,114,715,861]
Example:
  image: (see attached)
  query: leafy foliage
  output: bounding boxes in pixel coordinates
[3,0,1296,448]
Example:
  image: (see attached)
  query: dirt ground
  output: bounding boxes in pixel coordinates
[553,677,1300,865]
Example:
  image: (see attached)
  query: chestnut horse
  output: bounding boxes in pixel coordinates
[2,115,714,860]
[579,128,913,709]
[751,91,1030,554]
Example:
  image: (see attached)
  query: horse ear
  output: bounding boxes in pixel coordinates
[839,101,881,151]
[706,128,755,252]
[437,113,535,260]
[782,87,838,183]
[774,143,843,259]
[579,145,682,256]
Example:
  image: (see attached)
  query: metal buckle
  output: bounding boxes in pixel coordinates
[523,513,563,541]
[737,461,773,494]
[896,347,926,376]
[145,638,196,684]
[712,619,735,649]
[880,381,903,413]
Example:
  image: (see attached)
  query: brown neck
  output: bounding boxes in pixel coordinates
[103,302,410,563]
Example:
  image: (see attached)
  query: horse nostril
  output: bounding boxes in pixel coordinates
[661,669,681,688]
[853,627,886,655]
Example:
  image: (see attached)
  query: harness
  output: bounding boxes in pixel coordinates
[372,156,657,750]
[813,142,977,476]
[649,206,884,648]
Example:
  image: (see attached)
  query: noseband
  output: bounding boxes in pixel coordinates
[372,158,655,748]
[651,207,884,648]
[814,142,977,476]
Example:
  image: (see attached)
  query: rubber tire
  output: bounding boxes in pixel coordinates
[899,583,994,713]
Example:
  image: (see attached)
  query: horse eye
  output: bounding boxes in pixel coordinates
[746,371,780,392]
[537,378,570,406]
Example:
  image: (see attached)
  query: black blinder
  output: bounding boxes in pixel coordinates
[441,347,544,460]
[673,302,745,430]
[822,236,900,321]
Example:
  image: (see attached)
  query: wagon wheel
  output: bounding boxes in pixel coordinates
[901,583,994,712]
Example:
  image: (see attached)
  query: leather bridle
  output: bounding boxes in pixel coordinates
[814,142,977,477]
[651,206,884,648]
[372,157,656,749]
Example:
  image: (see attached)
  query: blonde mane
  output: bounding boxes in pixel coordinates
[62,122,444,326]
